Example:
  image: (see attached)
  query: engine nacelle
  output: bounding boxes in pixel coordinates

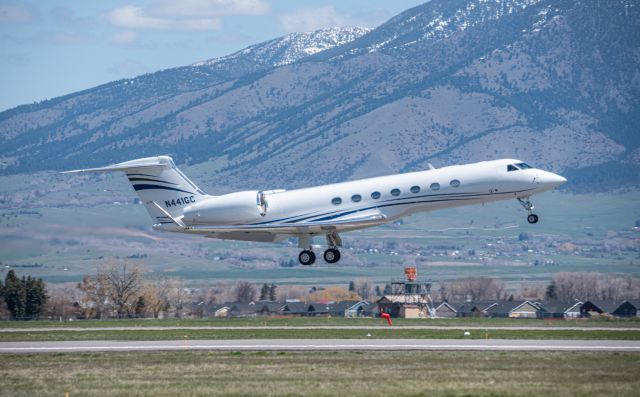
[183,191,263,225]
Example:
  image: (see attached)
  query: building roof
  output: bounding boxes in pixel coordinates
[582,300,628,314]
[377,295,430,304]
[538,301,583,314]
[432,302,457,313]
[456,301,498,313]
[282,302,309,314]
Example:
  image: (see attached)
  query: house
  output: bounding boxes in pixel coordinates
[214,305,231,318]
[228,303,260,317]
[538,301,583,319]
[361,303,379,317]
[308,302,332,317]
[377,295,429,318]
[507,301,543,319]
[344,301,371,317]
[581,300,637,318]
[281,302,309,316]
[628,300,640,317]
[431,302,457,318]
[254,301,285,316]
[456,301,498,317]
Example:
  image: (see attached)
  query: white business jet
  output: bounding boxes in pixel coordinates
[66,156,566,265]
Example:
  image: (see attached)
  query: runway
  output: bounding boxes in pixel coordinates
[1,339,639,353]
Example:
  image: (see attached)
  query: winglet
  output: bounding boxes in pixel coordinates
[151,201,188,229]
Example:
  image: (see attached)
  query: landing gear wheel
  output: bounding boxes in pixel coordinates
[298,250,316,266]
[323,248,341,264]
[527,214,539,224]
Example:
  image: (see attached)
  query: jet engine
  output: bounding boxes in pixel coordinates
[182,191,265,225]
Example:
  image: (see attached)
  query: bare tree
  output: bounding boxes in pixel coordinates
[104,264,143,318]
[76,273,110,319]
[235,281,256,303]
[355,278,372,300]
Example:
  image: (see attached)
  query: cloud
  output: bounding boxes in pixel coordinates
[0,4,37,23]
[106,0,268,31]
[159,0,269,17]
[279,5,355,33]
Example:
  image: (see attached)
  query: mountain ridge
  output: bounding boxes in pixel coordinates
[1,0,638,193]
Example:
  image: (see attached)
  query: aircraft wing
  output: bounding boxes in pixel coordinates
[197,213,388,235]
[152,201,386,235]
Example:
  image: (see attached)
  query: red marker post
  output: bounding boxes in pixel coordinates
[380,312,392,326]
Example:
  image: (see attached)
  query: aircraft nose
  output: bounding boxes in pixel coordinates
[537,171,567,188]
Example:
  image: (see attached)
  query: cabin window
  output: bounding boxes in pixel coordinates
[516,162,532,169]
[450,179,461,188]
[331,197,342,205]
[410,185,421,194]
[351,194,362,203]
[371,191,381,199]
[507,164,519,172]
[391,188,401,196]
[430,182,440,191]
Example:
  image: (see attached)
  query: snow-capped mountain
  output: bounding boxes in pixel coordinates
[1,0,638,193]
[194,27,370,68]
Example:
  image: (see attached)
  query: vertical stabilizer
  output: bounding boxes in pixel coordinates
[64,156,211,224]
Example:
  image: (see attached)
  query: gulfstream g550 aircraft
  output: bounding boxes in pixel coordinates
[65,156,566,265]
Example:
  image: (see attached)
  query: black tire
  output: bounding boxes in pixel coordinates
[323,248,341,264]
[298,250,316,265]
[527,214,539,224]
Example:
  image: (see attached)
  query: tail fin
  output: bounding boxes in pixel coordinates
[64,156,211,223]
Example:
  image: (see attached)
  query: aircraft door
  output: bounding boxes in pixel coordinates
[257,191,268,217]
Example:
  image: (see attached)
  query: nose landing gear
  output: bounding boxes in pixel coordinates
[518,198,539,224]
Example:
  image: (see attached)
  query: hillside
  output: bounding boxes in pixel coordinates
[0,0,638,193]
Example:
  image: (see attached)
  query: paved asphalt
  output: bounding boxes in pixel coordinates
[0,325,638,332]
[1,339,639,353]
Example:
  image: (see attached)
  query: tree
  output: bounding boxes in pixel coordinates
[348,281,355,292]
[4,270,25,319]
[259,283,270,301]
[77,273,110,319]
[235,281,256,303]
[383,284,392,295]
[269,284,277,301]
[25,276,47,319]
[545,281,558,300]
[2,271,47,320]
[355,278,372,300]
[134,296,146,318]
[374,285,382,297]
[104,264,143,318]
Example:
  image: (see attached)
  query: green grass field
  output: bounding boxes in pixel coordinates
[2,328,639,342]
[1,317,639,329]
[1,351,638,397]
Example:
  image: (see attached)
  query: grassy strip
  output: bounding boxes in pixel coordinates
[1,350,639,397]
[1,316,639,329]
[1,328,639,342]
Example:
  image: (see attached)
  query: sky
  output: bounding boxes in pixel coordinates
[0,0,425,112]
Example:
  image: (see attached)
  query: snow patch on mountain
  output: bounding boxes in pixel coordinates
[193,27,370,68]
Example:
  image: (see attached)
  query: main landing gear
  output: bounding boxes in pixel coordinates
[297,232,343,266]
[518,198,539,224]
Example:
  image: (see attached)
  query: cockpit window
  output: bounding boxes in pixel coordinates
[507,164,519,172]
[516,162,532,169]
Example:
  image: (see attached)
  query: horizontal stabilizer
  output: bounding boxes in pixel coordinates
[62,156,169,174]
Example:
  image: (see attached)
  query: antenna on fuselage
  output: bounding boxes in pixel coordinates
[427,163,436,170]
